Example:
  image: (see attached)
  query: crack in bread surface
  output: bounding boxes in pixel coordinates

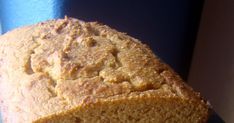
[1,18,183,122]
[0,17,209,123]
[26,18,171,102]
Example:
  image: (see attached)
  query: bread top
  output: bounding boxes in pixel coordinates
[0,17,207,121]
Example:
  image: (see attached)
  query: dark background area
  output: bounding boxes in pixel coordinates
[189,0,234,122]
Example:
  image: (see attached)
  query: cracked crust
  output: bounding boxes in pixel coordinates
[0,17,210,123]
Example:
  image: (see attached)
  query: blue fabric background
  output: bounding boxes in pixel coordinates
[0,0,64,32]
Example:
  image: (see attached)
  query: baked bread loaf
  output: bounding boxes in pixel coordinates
[0,17,210,123]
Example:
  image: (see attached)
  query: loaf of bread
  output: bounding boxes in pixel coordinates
[0,17,210,123]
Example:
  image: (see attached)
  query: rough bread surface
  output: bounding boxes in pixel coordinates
[0,17,209,123]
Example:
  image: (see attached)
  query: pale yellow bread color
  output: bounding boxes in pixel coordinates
[0,17,210,123]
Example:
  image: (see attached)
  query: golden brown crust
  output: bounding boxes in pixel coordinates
[35,90,209,123]
[0,17,210,123]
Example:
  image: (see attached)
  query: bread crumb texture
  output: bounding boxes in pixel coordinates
[0,18,210,123]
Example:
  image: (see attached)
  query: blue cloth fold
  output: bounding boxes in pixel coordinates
[0,0,64,33]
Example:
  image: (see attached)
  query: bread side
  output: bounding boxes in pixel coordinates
[0,17,209,123]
